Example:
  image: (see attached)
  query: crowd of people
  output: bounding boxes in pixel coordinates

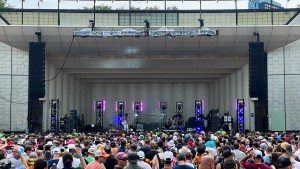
[0,129,299,169]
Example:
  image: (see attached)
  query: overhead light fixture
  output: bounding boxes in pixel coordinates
[74,20,218,38]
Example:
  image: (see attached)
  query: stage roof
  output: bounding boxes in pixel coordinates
[1,25,300,83]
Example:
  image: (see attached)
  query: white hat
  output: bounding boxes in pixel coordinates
[254,150,262,158]
[137,151,145,159]
[52,148,61,154]
[67,144,76,152]
[88,148,96,154]
[173,136,178,141]
[45,141,53,146]
[163,151,173,161]
[179,147,191,154]
[139,140,145,146]
[168,140,175,147]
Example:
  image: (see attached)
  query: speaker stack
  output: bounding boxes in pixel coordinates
[249,42,267,99]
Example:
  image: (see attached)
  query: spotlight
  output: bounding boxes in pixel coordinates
[89,20,95,31]
[198,19,204,27]
[144,20,150,36]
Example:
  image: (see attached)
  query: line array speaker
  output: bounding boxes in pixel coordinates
[29,42,45,99]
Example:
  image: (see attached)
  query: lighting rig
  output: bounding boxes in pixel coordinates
[237,99,245,132]
[195,100,203,132]
[95,100,105,132]
[74,20,218,38]
[176,102,184,130]
[132,102,143,124]
[160,102,167,128]
[116,101,125,130]
[50,99,59,132]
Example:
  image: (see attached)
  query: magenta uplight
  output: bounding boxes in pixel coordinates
[141,102,144,112]
[132,102,135,111]
[93,100,96,111]
[103,100,106,111]
[115,101,118,112]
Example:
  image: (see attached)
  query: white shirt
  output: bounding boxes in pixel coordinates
[137,161,151,169]
[57,156,80,169]
[205,147,217,158]
[294,150,300,160]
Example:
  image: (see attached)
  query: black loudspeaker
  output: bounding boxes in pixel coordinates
[29,42,45,99]
[249,42,267,98]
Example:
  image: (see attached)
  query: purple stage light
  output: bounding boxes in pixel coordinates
[103,100,106,112]
[132,102,134,111]
[93,100,96,111]
[141,102,143,112]
[115,102,118,112]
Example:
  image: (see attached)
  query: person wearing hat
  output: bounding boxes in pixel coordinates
[124,152,143,169]
[137,151,151,169]
[84,148,96,165]
[240,150,271,169]
[162,151,173,169]
[85,150,109,169]
[114,152,128,169]
[277,155,294,169]
[48,148,61,169]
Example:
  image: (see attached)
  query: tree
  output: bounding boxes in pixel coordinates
[144,5,160,10]
[83,4,112,10]
[0,0,6,8]
[167,6,178,10]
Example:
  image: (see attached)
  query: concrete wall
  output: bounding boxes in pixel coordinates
[209,64,253,131]
[0,42,28,131]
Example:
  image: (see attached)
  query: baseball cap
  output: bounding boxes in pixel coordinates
[163,151,173,161]
[52,148,61,154]
[115,152,127,160]
[254,150,262,158]
[137,151,145,159]
[88,148,96,154]
[94,150,109,158]
[260,143,267,149]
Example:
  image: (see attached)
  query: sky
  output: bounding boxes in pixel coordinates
[5,0,300,10]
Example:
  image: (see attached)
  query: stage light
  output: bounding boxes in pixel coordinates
[236,99,245,132]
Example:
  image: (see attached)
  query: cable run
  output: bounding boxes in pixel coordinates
[45,35,75,81]
[0,95,28,104]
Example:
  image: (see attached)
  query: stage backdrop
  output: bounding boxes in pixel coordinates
[87,83,209,129]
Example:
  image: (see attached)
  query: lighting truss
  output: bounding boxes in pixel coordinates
[73,27,218,38]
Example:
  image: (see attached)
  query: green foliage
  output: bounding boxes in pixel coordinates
[0,0,6,8]
[144,5,160,10]
[130,6,142,10]
[167,6,178,10]
[83,4,112,10]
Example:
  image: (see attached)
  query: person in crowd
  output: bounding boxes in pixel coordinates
[0,149,11,169]
[173,153,193,169]
[216,150,237,169]
[232,143,245,161]
[48,148,61,169]
[263,147,273,166]
[104,146,117,169]
[7,145,22,168]
[269,152,279,169]
[124,152,143,169]
[193,146,205,169]
[34,158,48,169]
[152,146,168,169]
[85,150,108,169]
[277,155,294,169]
[241,150,271,169]
[140,139,151,156]
[162,151,173,169]
[137,151,151,169]
[114,152,128,169]
[223,159,237,169]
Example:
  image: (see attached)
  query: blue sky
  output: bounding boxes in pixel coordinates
[6,0,299,10]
